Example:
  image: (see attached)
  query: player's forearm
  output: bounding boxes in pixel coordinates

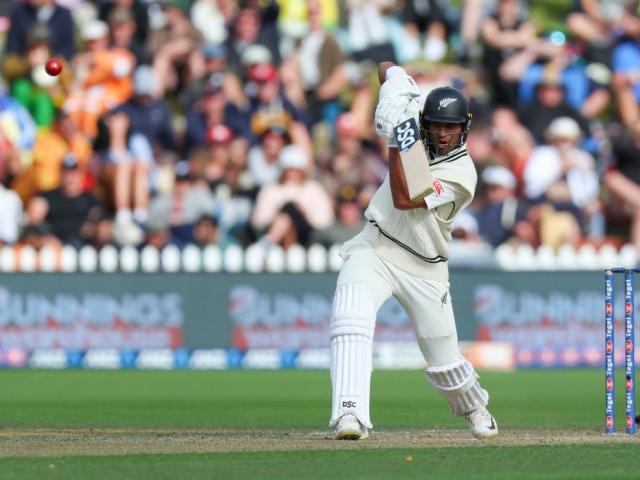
[388,148,426,210]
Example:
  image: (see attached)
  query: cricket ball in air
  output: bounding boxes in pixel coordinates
[45,58,63,76]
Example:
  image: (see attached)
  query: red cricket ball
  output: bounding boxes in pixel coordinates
[45,58,63,76]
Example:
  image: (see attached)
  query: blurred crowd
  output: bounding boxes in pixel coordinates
[0,0,639,257]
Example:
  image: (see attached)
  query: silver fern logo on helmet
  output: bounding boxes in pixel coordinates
[438,98,458,110]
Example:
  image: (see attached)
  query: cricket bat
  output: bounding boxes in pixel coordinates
[393,117,434,201]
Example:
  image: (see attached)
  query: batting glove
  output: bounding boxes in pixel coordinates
[379,71,420,102]
[375,96,422,147]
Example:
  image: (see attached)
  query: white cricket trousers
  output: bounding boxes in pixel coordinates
[329,236,460,428]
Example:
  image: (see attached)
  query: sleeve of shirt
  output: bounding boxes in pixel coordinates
[7,6,27,55]
[56,8,76,60]
[183,110,206,155]
[613,42,638,73]
[424,179,468,211]
[283,97,307,125]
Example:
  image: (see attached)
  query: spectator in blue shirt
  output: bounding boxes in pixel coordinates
[6,0,75,60]
[110,65,175,153]
[474,165,533,247]
[612,40,640,127]
[105,65,174,244]
[183,74,246,156]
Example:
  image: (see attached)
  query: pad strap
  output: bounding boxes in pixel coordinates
[426,357,489,416]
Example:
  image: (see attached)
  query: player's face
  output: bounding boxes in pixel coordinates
[426,122,464,156]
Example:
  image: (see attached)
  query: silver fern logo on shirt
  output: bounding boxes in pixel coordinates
[438,98,457,110]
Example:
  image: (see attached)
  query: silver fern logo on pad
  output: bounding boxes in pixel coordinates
[438,98,457,110]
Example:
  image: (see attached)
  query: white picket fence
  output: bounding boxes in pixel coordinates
[0,242,636,273]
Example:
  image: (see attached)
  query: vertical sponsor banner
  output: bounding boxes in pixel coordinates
[605,271,615,434]
[624,271,635,433]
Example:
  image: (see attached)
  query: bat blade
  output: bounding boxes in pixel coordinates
[393,117,434,201]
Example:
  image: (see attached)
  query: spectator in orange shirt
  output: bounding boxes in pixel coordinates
[12,110,92,204]
[64,20,135,139]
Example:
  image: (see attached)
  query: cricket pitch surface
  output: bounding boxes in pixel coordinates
[1,428,639,457]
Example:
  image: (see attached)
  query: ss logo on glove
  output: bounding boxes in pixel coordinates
[395,118,419,151]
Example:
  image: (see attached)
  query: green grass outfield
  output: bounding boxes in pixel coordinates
[1,369,639,479]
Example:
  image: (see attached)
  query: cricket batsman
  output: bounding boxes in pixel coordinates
[329,61,498,440]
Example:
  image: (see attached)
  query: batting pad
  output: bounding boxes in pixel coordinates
[426,357,489,416]
[330,284,376,428]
